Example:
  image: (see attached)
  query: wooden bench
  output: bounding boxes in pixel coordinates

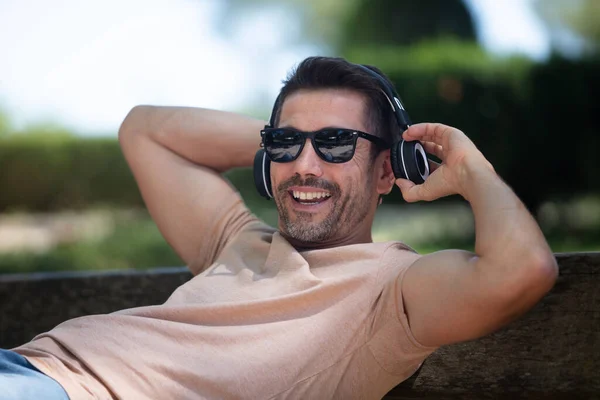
[1,252,598,399]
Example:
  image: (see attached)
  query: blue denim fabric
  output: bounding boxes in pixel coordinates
[0,349,69,400]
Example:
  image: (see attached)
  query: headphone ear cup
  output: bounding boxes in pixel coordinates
[253,150,273,199]
[390,141,405,180]
[391,140,429,184]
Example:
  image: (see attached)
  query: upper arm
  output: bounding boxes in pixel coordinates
[400,249,550,347]
[119,129,254,272]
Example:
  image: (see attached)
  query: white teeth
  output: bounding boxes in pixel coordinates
[292,191,331,200]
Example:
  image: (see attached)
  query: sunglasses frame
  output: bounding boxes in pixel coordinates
[261,127,390,164]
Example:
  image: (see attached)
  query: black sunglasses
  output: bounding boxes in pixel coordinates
[261,128,390,164]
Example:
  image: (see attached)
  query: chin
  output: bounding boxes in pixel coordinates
[280,220,335,244]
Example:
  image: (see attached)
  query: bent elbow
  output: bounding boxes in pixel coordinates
[502,251,558,315]
[118,105,154,141]
[486,250,558,319]
[527,250,559,294]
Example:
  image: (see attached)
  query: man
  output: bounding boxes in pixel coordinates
[2,57,557,399]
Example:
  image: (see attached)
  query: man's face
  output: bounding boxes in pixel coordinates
[270,88,386,245]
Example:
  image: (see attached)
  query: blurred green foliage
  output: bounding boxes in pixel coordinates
[0,130,276,213]
[221,0,474,52]
[338,0,475,51]
[0,201,596,274]
[0,112,10,137]
[0,132,143,212]
[0,212,182,274]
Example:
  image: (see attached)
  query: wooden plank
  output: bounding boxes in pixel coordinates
[385,252,600,399]
[0,267,192,348]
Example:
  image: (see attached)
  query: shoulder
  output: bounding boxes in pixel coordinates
[377,241,422,283]
[187,214,276,275]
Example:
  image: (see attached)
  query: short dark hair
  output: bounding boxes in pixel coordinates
[273,56,400,153]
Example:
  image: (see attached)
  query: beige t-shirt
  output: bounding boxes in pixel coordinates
[14,179,437,400]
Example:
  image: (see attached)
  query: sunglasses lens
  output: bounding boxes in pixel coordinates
[264,129,303,162]
[314,130,356,163]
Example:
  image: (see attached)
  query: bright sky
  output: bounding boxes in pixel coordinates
[0,0,550,136]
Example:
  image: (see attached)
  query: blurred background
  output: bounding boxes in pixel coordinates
[0,0,598,274]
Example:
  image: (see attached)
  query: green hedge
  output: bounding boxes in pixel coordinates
[0,134,271,213]
[0,135,144,212]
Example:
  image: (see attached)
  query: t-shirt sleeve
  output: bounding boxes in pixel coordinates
[366,243,438,377]
[185,169,259,275]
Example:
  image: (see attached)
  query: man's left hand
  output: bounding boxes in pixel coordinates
[395,123,495,202]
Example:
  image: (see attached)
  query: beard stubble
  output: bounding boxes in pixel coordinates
[274,174,374,243]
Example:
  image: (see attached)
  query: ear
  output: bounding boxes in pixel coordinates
[375,150,395,196]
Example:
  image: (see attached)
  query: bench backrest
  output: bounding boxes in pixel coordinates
[1,252,598,399]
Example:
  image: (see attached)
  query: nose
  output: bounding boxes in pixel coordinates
[293,139,323,177]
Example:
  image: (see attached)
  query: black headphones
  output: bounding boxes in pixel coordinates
[253,64,429,200]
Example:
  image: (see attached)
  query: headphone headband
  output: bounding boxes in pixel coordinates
[353,64,412,132]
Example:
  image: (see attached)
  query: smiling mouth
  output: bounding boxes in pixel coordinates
[289,190,332,205]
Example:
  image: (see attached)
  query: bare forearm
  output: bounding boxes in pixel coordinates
[119,105,265,172]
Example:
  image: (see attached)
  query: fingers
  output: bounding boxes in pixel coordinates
[395,178,438,203]
[395,123,479,202]
[403,123,467,147]
[395,166,455,203]
[422,141,443,159]
[394,179,418,202]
